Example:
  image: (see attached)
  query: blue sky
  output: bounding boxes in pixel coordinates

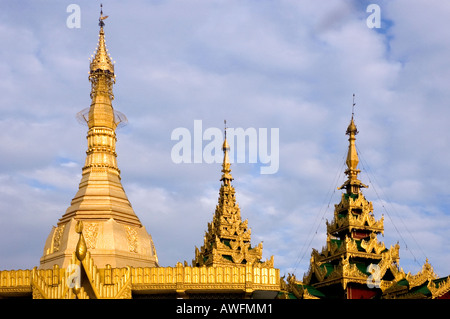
[1,0,450,280]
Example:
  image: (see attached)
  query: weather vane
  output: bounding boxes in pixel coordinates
[224,119,228,139]
[99,3,109,27]
[352,93,356,118]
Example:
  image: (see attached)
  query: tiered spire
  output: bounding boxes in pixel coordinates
[301,111,401,299]
[193,122,273,267]
[283,105,443,299]
[40,7,158,269]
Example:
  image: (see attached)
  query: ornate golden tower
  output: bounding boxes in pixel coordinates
[193,124,274,268]
[300,114,400,298]
[281,112,450,299]
[39,10,158,269]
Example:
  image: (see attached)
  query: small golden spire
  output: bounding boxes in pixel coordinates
[90,5,114,75]
[339,96,368,194]
[345,117,359,174]
[87,4,116,130]
[346,94,359,175]
[220,120,233,185]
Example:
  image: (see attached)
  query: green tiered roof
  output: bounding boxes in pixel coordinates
[280,114,450,299]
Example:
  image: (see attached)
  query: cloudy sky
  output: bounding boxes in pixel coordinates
[1,0,450,280]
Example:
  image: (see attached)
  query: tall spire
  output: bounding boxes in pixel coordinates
[339,97,368,195]
[40,7,158,269]
[193,121,273,267]
[300,99,413,299]
[87,5,116,130]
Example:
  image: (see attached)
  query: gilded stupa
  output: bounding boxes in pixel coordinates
[39,9,158,270]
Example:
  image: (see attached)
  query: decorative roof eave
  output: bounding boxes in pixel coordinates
[379,258,440,298]
[305,244,404,292]
[282,274,324,299]
[360,233,388,254]
[334,192,374,213]
[428,276,450,299]
[404,259,438,289]
[319,233,391,262]
[326,212,384,235]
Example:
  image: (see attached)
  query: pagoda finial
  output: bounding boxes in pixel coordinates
[220,120,233,185]
[90,4,114,75]
[352,93,356,119]
[99,4,109,27]
[339,96,368,194]
[346,94,359,175]
[224,119,228,140]
[87,6,116,130]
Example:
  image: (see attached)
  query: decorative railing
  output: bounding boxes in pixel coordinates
[0,257,280,299]
[131,262,280,294]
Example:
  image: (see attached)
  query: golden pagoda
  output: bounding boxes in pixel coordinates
[39,8,158,270]
[281,113,450,299]
[0,8,280,299]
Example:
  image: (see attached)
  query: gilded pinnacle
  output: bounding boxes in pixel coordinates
[87,16,117,130]
[339,116,368,194]
[90,26,114,74]
[345,117,359,173]
[220,129,233,184]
